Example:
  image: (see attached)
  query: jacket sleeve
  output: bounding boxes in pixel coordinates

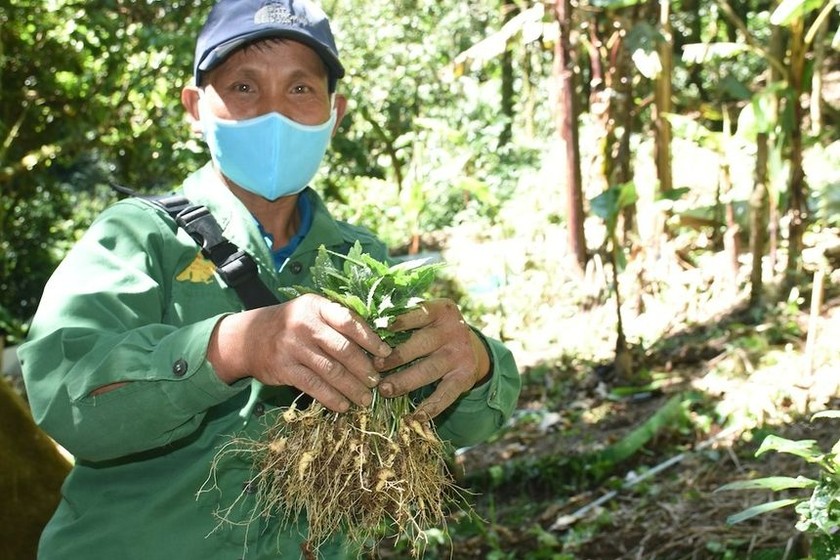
[17,201,248,463]
[431,332,520,448]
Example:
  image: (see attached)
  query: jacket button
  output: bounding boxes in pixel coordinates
[172,359,188,377]
[289,261,303,274]
[253,403,265,417]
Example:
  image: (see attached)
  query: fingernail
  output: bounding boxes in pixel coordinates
[378,344,392,357]
[373,357,386,371]
[367,374,381,387]
[379,382,393,397]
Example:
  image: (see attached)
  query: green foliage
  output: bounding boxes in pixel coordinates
[281,242,443,347]
[320,0,541,250]
[1,0,211,340]
[719,415,840,558]
[590,182,639,237]
[589,181,638,278]
[804,141,840,227]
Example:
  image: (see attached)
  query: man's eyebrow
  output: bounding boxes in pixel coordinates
[217,64,263,82]
[285,67,328,83]
[215,63,327,85]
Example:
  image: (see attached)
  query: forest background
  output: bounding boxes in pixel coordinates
[2,0,840,558]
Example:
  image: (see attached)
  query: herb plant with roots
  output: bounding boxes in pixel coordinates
[207,243,466,557]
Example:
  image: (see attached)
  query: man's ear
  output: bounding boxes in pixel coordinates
[331,94,348,137]
[181,86,202,135]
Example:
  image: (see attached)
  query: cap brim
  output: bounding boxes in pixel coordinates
[197,29,344,82]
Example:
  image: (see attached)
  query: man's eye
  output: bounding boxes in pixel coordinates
[233,83,252,93]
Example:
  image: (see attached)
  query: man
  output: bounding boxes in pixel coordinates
[18,0,520,558]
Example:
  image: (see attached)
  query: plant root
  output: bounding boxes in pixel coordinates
[211,399,464,557]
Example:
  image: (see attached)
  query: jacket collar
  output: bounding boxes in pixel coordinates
[181,163,352,265]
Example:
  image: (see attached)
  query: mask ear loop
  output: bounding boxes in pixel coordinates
[193,88,208,136]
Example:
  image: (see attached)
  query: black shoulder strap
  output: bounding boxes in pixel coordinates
[143,192,312,409]
[148,194,279,310]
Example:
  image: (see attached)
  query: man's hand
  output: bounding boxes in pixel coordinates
[208,293,392,412]
[374,298,491,422]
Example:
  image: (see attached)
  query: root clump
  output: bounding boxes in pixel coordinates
[246,398,460,556]
[209,243,468,556]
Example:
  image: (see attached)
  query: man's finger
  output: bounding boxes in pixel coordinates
[319,299,392,358]
[409,376,464,421]
[315,328,381,388]
[378,352,447,397]
[283,361,352,412]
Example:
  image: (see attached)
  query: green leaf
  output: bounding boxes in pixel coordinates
[681,42,749,64]
[277,286,302,300]
[795,479,840,535]
[756,435,823,462]
[312,245,342,291]
[617,182,638,209]
[811,532,840,559]
[665,113,721,150]
[302,242,441,346]
[720,74,752,101]
[391,256,436,273]
[360,253,391,277]
[366,276,386,313]
[770,0,824,26]
[322,288,370,318]
[812,410,840,421]
[614,245,628,272]
[726,499,799,525]
[590,189,615,222]
[656,187,691,202]
[717,476,817,492]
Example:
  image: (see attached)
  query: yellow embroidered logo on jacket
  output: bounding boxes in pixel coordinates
[176,252,216,284]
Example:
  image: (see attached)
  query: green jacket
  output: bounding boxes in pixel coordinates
[19,164,521,559]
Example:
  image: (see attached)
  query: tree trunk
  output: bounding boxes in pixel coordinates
[767,21,785,275]
[786,19,807,286]
[554,0,587,272]
[522,43,536,140]
[654,0,673,200]
[603,19,635,242]
[750,132,770,308]
[810,13,829,136]
[610,237,634,382]
[499,0,518,147]
[721,107,740,286]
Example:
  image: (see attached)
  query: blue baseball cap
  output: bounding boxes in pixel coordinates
[194,0,345,89]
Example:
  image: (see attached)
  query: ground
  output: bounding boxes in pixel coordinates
[362,206,840,559]
[379,226,840,560]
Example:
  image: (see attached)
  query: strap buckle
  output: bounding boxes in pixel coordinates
[175,205,226,253]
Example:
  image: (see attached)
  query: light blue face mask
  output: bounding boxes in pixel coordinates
[200,97,337,200]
